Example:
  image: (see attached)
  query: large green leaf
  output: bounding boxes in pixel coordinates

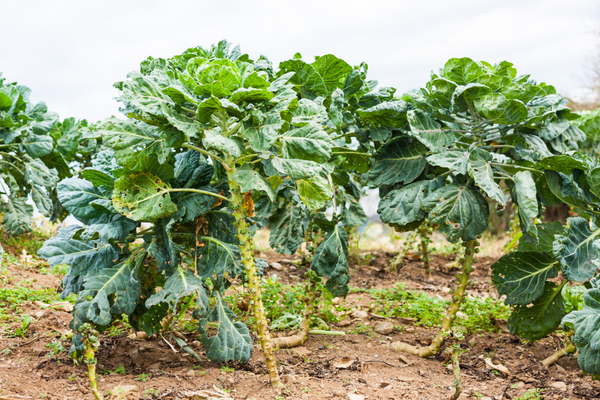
[99,118,170,171]
[233,169,276,202]
[562,287,600,374]
[367,136,427,187]
[31,185,53,217]
[175,187,217,223]
[491,252,559,306]
[341,194,368,228]
[73,253,143,327]
[296,175,333,211]
[281,123,333,163]
[442,58,484,85]
[1,197,33,235]
[272,157,332,180]
[311,54,352,91]
[513,171,539,238]
[145,267,209,314]
[243,110,285,152]
[197,293,253,363]
[20,133,54,158]
[378,177,444,232]
[357,101,407,127]
[553,217,600,282]
[311,225,349,297]
[422,184,489,243]
[473,93,527,124]
[279,58,328,100]
[203,128,243,158]
[426,150,469,175]
[507,282,564,342]
[519,221,566,253]
[57,178,107,221]
[24,159,58,188]
[196,236,243,285]
[268,202,309,254]
[112,172,178,221]
[407,109,456,151]
[468,154,505,206]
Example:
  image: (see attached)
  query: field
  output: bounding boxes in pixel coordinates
[0,227,597,400]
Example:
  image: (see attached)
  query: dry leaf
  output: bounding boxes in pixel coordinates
[484,357,511,375]
[334,358,355,369]
[347,394,366,400]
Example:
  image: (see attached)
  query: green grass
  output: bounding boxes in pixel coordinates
[366,283,510,334]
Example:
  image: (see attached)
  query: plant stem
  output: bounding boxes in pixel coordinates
[226,160,281,387]
[271,271,321,349]
[167,188,230,202]
[390,230,418,272]
[80,324,103,400]
[450,347,462,400]
[391,239,477,357]
[541,340,576,368]
[419,223,432,281]
[182,143,227,165]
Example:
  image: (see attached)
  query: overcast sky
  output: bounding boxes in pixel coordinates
[1,0,598,122]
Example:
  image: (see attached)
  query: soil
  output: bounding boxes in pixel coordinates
[1,247,598,400]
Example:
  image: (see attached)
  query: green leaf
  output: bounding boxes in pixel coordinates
[196,96,243,123]
[341,194,368,228]
[357,101,407,127]
[519,222,567,253]
[73,253,144,327]
[233,169,276,202]
[442,58,484,85]
[427,150,469,175]
[175,188,217,223]
[20,133,54,158]
[378,177,445,232]
[24,159,58,188]
[473,94,527,124]
[367,137,428,187]
[281,124,333,163]
[553,217,600,282]
[243,110,285,152]
[197,293,253,363]
[203,128,243,158]
[311,225,349,297]
[112,172,178,221]
[57,178,108,220]
[272,157,332,180]
[196,237,243,284]
[491,252,559,306]
[145,267,209,314]
[331,148,371,174]
[31,185,53,217]
[468,155,505,206]
[81,168,115,189]
[508,282,564,342]
[407,109,456,151]
[422,184,489,243]
[513,171,539,238]
[278,59,328,100]
[230,88,273,104]
[296,175,333,211]
[99,118,170,171]
[1,197,33,235]
[268,202,309,254]
[562,287,600,374]
[536,154,591,174]
[311,54,352,91]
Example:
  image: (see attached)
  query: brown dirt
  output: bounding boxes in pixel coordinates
[1,249,598,400]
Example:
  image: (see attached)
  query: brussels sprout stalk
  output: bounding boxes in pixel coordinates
[272,270,321,349]
[391,239,477,357]
[542,340,576,368]
[418,222,432,281]
[226,161,281,387]
[79,323,103,400]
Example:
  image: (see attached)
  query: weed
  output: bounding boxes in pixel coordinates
[115,364,126,374]
[220,365,234,372]
[8,314,34,337]
[144,388,160,397]
[1,346,14,356]
[136,373,152,382]
[367,283,509,333]
[46,340,65,361]
[514,388,544,400]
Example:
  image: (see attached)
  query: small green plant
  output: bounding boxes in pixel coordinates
[114,364,126,374]
[1,346,15,356]
[220,365,234,373]
[136,373,151,382]
[514,388,544,400]
[303,387,310,393]
[144,388,160,397]
[46,340,65,361]
[9,314,34,338]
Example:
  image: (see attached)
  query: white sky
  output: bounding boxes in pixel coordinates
[1,0,598,122]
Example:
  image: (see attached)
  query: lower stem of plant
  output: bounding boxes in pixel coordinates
[272,273,320,349]
[419,224,431,281]
[391,239,477,357]
[229,179,281,387]
[449,348,462,400]
[542,340,576,368]
[390,230,418,272]
[80,325,103,400]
